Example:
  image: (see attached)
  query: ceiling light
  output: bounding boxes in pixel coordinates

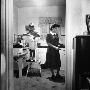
[33,0,46,7]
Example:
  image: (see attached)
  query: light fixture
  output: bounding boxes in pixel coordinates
[33,0,46,7]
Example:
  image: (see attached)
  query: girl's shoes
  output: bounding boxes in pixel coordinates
[56,74,64,79]
[51,75,56,79]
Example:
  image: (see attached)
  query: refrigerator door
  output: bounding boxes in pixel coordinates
[73,35,90,90]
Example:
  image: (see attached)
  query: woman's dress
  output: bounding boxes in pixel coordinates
[45,33,61,69]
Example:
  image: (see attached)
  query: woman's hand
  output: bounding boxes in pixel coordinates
[55,46,59,50]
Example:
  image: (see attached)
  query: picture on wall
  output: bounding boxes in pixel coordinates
[38,17,65,47]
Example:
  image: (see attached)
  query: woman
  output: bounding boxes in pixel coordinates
[45,24,61,79]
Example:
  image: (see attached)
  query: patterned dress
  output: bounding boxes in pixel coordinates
[45,33,61,69]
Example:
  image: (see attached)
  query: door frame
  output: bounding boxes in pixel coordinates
[1,0,14,90]
[1,0,74,90]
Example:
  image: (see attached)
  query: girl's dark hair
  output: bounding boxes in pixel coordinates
[25,24,34,31]
[50,24,60,31]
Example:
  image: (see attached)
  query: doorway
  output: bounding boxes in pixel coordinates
[2,0,66,90]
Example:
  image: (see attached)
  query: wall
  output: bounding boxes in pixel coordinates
[66,0,82,89]
[13,3,18,42]
[18,6,65,34]
[66,0,90,90]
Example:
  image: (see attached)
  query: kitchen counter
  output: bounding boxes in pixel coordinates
[38,44,65,48]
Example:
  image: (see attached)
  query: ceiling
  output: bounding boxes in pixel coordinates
[14,0,66,8]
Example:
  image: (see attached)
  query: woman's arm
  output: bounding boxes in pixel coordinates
[47,43,59,50]
[46,34,59,50]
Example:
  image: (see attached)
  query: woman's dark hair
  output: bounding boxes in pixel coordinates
[50,24,60,31]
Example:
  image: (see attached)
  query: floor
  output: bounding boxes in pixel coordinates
[14,69,65,90]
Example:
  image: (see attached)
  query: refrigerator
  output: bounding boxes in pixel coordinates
[73,35,90,90]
